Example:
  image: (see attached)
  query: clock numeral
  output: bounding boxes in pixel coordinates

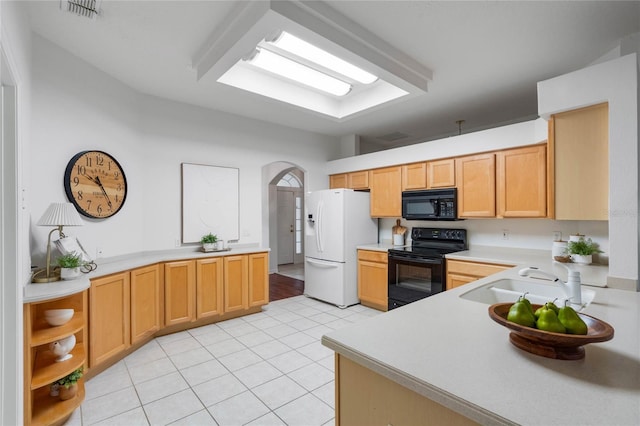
[114,171,120,179]
[76,190,83,200]
[76,165,86,176]
[95,155,104,166]
[97,205,103,215]
[84,157,92,167]
[107,161,112,171]
[86,199,92,210]
[73,177,80,186]
[115,194,119,203]
[117,183,123,192]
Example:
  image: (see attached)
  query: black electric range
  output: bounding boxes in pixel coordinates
[387,227,467,310]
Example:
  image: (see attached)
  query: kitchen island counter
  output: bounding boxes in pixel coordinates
[322,266,640,425]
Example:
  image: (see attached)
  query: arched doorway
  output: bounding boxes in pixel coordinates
[262,162,305,280]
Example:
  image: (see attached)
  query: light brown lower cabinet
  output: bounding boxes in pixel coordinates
[357,250,388,311]
[224,255,249,313]
[446,259,512,290]
[89,272,131,367]
[164,260,196,326]
[196,257,224,319]
[130,264,163,344]
[248,252,269,307]
[336,354,478,425]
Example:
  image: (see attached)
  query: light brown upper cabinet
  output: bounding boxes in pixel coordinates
[330,171,370,190]
[330,173,348,189]
[370,166,403,217]
[427,158,455,188]
[549,103,609,220]
[402,162,427,191]
[456,153,496,217]
[496,145,547,218]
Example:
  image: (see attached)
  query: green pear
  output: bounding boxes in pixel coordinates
[536,307,566,333]
[507,300,536,327]
[558,305,588,335]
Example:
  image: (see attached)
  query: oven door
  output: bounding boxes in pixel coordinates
[387,253,444,309]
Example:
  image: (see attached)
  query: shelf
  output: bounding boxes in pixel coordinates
[31,380,85,426]
[31,344,86,390]
[31,314,84,347]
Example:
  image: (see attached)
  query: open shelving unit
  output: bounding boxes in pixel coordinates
[24,290,88,426]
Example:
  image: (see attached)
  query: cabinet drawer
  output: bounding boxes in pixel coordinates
[446,259,511,278]
[358,250,388,263]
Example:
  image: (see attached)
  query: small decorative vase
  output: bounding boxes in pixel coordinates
[571,254,592,265]
[60,267,80,280]
[203,243,216,251]
[59,384,77,401]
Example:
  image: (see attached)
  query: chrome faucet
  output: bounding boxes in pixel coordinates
[518,264,582,305]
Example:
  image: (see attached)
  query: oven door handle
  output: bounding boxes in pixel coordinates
[388,255,442,265]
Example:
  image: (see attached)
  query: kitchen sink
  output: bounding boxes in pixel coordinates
[459,278,595,310]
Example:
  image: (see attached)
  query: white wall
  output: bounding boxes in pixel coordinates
[538,53,638,284]
[29,35,340,264]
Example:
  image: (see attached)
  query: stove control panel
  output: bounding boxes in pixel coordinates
[411,227,467,242]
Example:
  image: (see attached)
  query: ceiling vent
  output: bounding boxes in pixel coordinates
[61,0,101,19]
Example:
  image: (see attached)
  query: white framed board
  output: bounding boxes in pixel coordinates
[182,163,239,244]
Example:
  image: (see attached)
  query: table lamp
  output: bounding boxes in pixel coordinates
[32,202,84,283]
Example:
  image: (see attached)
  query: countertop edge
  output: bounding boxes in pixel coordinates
[25,246,270,303]
[322,335,514,426]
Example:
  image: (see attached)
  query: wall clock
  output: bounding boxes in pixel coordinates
[64,150,127,219]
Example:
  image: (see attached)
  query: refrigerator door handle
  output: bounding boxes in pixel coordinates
[317,199,324,253]
[306,258,339,268]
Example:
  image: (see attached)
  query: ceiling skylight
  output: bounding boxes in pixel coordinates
[193,1,432,120]
[267,31,378,85]
[245,47,352,97]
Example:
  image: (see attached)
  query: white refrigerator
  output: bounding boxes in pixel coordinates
[304,189,378,307]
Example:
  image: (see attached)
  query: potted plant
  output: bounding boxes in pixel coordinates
[200,233,218,251]
[567,238,602,264]
[56,252,84,280]
[55,367,83,401]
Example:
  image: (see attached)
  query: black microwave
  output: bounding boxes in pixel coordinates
[402,188,459,220]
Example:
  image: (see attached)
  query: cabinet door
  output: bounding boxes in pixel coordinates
[446,273,477,290]
[130,264,162,343]
[196,258,224,319]
[402,163,427,191]
[164,260,195,326]
[456,153,496,217]
[348,171,370,190]
[90,272,130,367]
[497,145,547,218]
[330,173,348,189]
[427,158,455,188]
[370,166,402,217]
[551,103,608,220]
[224,255,248,313]
[357,251,388,311]
[248,252,269,307]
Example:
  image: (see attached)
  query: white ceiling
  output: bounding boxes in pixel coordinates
[25,1,640,150]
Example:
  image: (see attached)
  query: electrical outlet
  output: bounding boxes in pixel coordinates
[502,229,509,240]
[553,231,562,241]
[175,238,181,248]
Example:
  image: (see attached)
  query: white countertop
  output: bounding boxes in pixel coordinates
[323,267,640,425]
[24,246,269,304]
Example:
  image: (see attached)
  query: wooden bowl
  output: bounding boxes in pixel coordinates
[488,303,614,360]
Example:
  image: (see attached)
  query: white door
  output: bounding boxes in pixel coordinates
[277,190,295,264]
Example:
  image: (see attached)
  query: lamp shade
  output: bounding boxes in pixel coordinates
[37,203,84,227]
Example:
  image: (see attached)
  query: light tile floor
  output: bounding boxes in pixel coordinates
[64,295,382,426]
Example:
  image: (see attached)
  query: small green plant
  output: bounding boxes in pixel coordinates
[55,367,83,389]
[200,233,218,244]
[56,252,83,268]
[567,238,602,255]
